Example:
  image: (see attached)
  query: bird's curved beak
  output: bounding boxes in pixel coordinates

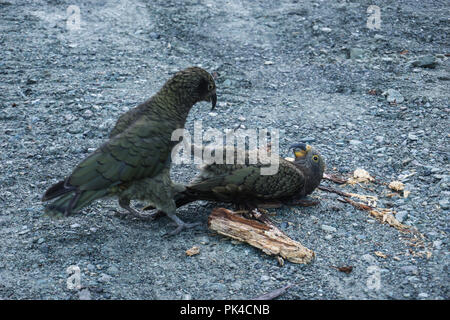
[290,143,311,158]
[210,91,217,110]
[289,143,307,151]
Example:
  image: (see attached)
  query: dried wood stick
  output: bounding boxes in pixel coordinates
[208,208,314,264]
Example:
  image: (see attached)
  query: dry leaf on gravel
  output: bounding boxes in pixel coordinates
[374,251,387,258]
[389,180,405,191]
[347,168,375,184]
[186,246,200,256]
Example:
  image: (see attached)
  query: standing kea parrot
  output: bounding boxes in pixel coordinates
[144,142,325,214]
[42,67,217,235]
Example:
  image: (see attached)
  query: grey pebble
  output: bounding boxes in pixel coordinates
[78,288,91,300]
[208,283,227,291]
[396,211,408,223]
[260,275,270,281]
[361,254,377,264]
[98,273,112,283]
[383,89,405,104]
[321,224,337,233]
[400,265,419,275]
[411,55,437,69]
[438,199,449,210]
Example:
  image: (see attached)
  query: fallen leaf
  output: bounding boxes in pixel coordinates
[374,251,387,258]
[331,265,353,274]
[347,168,375,184]
[388,180,405,192]
[186,246,200,256]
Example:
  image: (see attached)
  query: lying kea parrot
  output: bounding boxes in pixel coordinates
[42,67,217,235]
[144,143,325,215]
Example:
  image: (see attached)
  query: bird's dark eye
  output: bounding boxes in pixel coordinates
[208,83,214,91]
[312,155,319,162]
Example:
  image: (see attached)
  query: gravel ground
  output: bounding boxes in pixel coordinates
[0,0,448,300]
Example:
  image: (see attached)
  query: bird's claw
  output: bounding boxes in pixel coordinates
[164,221,202,237]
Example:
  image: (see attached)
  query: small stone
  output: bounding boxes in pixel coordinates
[418,292,429,299]
[349,139,362,145]
[374,34,384,40]
[223,79,232,87]
[37,238,45,244]
[361,254,376,264]
[149,32,160,39]
[408,133,418,141]
[70,223,81,229]
[400,265,418,275]
[209,283,226,291]
[396,211,408,223]
[264,60,274,65]
[438,199,449,210]
[321,27,332,32]
[79,288,91,300]
[432,240,442,250]
[412,55,437,69]
[321,224,337,233]
[238,116,246,122]
[107,265,119,275]
[325,234,333,240]
[231,281,242,290]
[301,137,316,143]
[260,275,270,281]
[349,48,365,60]
[83,110,93,118]
[98,273,112,283]
[383,89,404,104]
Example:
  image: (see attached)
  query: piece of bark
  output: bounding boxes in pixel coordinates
[208,208,315,264]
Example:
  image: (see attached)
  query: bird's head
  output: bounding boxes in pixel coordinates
[167,67,217,110]
[290,142,325,181]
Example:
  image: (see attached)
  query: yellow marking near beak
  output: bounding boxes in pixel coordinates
[294,150,307,158]
[294,145,311,158]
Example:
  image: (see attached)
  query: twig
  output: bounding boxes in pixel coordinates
[318,185,352,197]
[251,283,294,300]
[323,173,347,184]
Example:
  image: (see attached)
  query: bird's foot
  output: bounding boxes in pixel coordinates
[115,207,160,221]
[165,221,202,237]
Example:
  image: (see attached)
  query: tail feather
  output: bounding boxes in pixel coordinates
[44,187,109,216]
[41,180,74,201]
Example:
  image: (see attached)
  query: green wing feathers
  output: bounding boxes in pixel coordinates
[44,119,169,215]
